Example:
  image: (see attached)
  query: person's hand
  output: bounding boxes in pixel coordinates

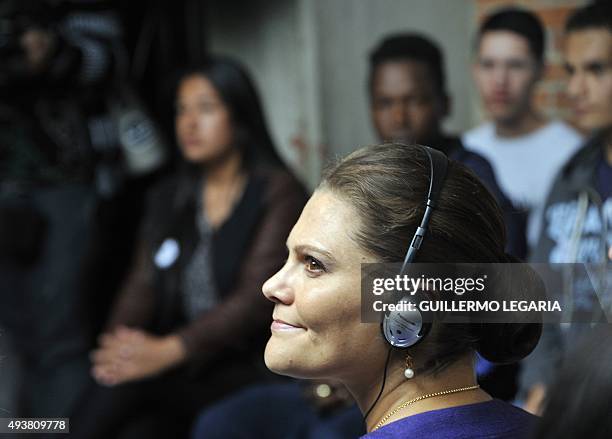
[90,326,186,386]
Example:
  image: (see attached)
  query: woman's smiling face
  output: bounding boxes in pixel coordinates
[262,189,384,380]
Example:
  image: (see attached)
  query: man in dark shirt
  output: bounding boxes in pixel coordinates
[521,2,612,414]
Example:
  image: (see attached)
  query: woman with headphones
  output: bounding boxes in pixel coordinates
[262,143,542,438]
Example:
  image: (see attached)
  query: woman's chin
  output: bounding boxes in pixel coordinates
[264,342,309,378]
[180,149,213,164]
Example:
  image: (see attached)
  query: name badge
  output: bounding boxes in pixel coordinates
[154,238,180,269]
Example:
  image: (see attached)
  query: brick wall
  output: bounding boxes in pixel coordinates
[474,0,588,124]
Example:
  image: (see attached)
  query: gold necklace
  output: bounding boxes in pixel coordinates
[372,384,480,431]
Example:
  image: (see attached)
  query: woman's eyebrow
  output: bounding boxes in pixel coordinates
[293,244,336,261]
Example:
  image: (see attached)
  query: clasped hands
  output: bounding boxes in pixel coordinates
[90,326,186,387]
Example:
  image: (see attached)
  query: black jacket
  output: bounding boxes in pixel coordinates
[106,166,308,366]
[531,132,610,264]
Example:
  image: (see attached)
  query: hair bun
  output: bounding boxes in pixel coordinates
[475,322,542,364]
[473,256,544,363]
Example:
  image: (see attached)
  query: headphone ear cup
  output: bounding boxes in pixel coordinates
[382,299,428,348]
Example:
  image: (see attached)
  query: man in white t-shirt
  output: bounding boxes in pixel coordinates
[463,8,582,250]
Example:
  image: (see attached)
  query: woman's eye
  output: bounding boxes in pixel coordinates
[304,255,326,274]
[197,101,220,112]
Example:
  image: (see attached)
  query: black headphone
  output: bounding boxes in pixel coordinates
[381,145,449,349]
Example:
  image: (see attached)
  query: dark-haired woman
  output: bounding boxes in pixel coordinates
[262,143,541,438]
[70,56,307,438]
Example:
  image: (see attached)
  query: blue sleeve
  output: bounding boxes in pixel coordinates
[456,151,528,260]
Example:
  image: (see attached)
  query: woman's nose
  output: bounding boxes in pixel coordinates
[262,264,294,305]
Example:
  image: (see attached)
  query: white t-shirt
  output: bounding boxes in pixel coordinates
[462,120,583,248]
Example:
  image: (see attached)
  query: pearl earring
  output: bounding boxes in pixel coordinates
[404,355,415,379]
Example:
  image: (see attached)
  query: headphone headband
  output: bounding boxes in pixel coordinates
[384,145,449,349]
[400,145,449,273]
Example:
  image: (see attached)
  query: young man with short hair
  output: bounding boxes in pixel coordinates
[464,8,583,252]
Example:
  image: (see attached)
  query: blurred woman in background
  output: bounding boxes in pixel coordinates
[71,55,307,438]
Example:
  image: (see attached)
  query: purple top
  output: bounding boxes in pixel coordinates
[362,399,537,438]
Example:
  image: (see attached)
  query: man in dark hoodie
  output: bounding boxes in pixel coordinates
[520,2,612,414]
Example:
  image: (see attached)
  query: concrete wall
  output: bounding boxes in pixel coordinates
[204,0,321,187]
[204,0,478,188]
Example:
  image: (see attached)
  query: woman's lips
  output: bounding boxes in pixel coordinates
[181,138,202,147]
[271,319,305,331]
